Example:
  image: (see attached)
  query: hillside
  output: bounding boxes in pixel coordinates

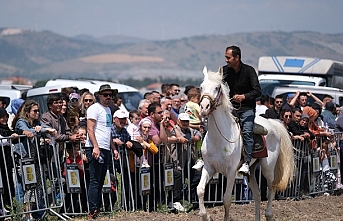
[1,28,343,82]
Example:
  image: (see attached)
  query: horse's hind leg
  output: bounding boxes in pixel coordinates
[197,166,215,221]
[247,163,261,221]
[223,169,237,221]
[262,162,276,221]
[265,183,276,221]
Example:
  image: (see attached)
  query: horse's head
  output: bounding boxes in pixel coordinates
[199,66,225,117]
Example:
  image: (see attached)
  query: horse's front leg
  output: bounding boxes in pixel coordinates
[197,165,215,221]
[223,169,237,221]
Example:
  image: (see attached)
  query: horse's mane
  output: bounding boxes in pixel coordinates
[206,69,233,115]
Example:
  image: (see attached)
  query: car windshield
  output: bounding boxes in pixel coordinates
[260,80,315,95]
[119,92,143,111]
[279,92,324,106]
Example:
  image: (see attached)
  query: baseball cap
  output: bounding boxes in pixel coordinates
[178,113,190,121]
[113,109,128,119]
[287,93,295,98]
[69,93,80,101]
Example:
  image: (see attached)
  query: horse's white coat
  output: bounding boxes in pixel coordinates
[197,66,295,221]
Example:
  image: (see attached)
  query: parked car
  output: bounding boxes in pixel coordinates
[271,85,343,106]
[0,85,32,113]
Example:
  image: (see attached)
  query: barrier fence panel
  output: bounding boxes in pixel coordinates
[309,134,340,195]
[2,132,342,220]
[0,134,67,220]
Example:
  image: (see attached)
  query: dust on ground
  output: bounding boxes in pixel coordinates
[72,192,343,221]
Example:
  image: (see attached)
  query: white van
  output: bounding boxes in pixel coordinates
[0,85,33,113]
[27,79,143,113]
[271,85,343,106]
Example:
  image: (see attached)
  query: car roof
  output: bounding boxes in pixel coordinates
[45,79,138,93]
[258,74,324,82]
[272,85,343,94]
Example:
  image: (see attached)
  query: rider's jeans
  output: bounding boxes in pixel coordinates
[238,109,255,163]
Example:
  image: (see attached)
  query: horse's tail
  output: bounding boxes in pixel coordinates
[268,119,295,191]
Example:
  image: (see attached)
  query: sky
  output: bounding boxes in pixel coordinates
[1,0,342,40]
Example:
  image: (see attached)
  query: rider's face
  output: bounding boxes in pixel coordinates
[225,49,239,68]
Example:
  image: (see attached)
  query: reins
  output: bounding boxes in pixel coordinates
[229,98,242,111]
[211,113,241,143]
[201,86,241,143]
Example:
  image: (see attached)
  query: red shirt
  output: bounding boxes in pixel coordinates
[62,156,84,177]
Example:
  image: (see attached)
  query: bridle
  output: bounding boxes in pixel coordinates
[200,86,241,143]
[200,86,223,115]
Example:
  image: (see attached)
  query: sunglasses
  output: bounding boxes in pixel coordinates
[163,117,170,120]
[101,93,112,97]
[71,98,78,102]
[180,100,187,102]
[32,109,39,113]
[155,111,163,114]
[84,99,93,102]
[275,101,283,104]
[284,115,292,118]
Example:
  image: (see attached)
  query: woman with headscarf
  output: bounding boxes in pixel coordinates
[303,106,332,137]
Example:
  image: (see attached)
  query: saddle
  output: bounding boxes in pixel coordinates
[232,111,268,159]
[252,123,268,158]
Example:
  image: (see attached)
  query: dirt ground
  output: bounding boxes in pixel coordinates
[73,191,343,221]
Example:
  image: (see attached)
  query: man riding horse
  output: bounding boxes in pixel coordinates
[223,45,262,174]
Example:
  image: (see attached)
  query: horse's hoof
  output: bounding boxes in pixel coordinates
[202,215,212,221]
[265,215,273,221]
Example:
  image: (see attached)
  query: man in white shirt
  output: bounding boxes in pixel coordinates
[85,84,120,219]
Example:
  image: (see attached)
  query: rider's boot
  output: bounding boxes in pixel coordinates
[238,162,250,175]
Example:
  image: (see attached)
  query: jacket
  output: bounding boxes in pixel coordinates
[41,110,71,142]
[223,62,261,112]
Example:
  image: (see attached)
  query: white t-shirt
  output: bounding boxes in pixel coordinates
[256,104,268,116]
[85,103,112,150]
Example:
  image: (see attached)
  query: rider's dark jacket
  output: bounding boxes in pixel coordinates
[223,62,261,113]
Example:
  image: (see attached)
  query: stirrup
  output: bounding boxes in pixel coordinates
[238,163,250,175]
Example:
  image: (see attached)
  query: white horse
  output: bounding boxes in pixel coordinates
[197,66,295,221]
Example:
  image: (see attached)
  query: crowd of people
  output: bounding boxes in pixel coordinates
[1,44,343,220]
[256,91,343,196]
[0,82,207,220]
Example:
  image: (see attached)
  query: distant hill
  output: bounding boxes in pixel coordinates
[1,27,343,82]
[73,34,147,45]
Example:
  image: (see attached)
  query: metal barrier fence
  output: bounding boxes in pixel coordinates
[1,132,342,220]
[0,133,65,220]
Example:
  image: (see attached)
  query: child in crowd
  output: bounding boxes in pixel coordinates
[77,126,87,144]
[61,142,88,213]
[184,87,202,131]
[126,110,141,141]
